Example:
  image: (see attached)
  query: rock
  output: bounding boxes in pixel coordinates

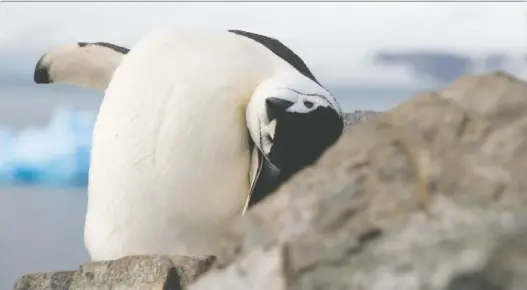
[343,110,380,129]
[190,245,288,290]
[13,255,215,290]
[446,229,527,290]
[201,71,527,290]
[13,272,75,290]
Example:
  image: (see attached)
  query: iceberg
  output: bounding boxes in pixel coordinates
[0,107,96,187]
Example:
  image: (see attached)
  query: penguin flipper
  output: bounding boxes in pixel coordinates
[34,42,129,92]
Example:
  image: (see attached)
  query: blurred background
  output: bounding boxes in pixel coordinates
[0,1,525,288]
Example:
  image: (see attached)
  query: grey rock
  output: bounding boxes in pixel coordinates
[203,71,527,290]
[13,255,215,290]
[191,245,287,290]
[446,229,527,290]
[343,110,381,129]
[13,271,75,290]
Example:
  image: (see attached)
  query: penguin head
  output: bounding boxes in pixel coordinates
[246,72,343,177]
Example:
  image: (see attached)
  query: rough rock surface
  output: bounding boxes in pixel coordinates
[13,256,215,290]
[13,71,527,290]
[202,71,527,290]
[343,110,380,128]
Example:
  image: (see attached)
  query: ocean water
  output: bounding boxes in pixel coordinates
[0,83,431,289]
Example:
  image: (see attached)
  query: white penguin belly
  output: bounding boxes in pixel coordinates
[84,28,278,261]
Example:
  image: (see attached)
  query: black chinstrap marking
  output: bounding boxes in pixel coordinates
[247,106,343,208]
[280,87,343,118]
[269,106,343,172]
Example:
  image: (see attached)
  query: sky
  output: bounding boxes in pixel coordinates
[0,1,525,85]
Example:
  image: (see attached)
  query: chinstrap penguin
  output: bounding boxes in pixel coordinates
[33,28,343,261]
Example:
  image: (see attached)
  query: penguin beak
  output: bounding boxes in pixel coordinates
[266,97,294,121]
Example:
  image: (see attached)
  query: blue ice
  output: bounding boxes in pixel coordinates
[0,108,95,187]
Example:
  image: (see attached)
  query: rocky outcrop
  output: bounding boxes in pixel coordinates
[13,256,215,290]
[13,71,527,290]
[343,110,380,128]
[202,71,527,290]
